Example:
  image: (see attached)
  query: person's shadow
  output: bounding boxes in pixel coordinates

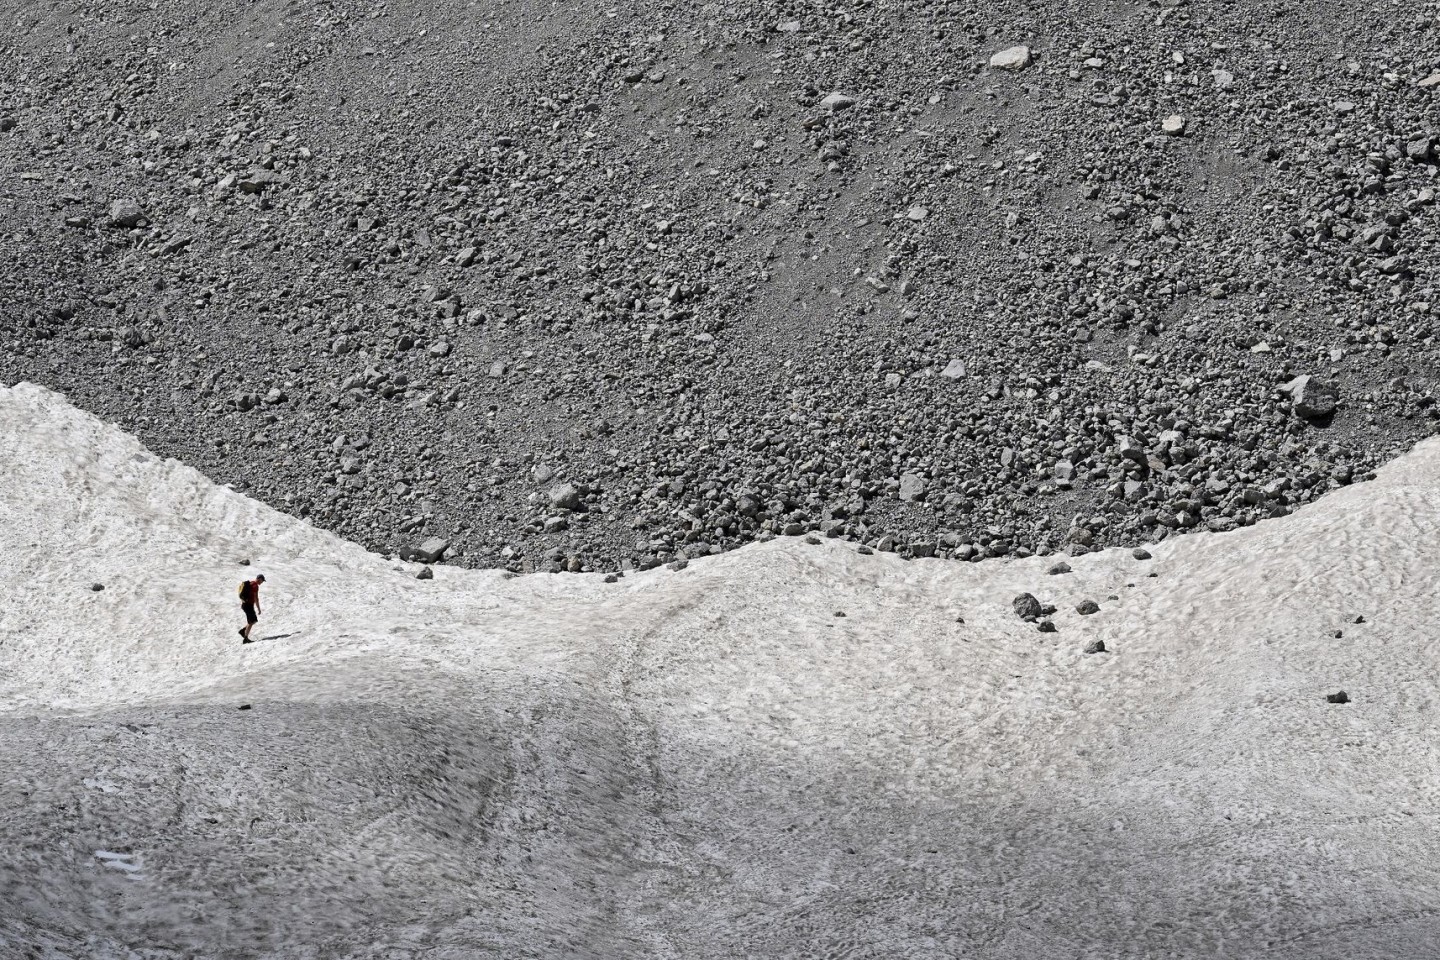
[255,632,300,643]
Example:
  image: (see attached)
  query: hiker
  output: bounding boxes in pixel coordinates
[239,574,265,644]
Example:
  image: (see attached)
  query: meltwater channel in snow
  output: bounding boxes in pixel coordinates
[3,381,1440,958]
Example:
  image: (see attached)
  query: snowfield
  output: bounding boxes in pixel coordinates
[3,381,1440,958]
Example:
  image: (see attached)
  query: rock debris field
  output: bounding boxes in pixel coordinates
[2,0,1440,572]
[8,381,1440,958]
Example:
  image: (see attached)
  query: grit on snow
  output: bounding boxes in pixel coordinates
[3,380,1440,959]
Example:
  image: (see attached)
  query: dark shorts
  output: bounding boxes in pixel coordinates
[241,602,257,625]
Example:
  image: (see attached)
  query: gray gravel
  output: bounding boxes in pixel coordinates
[1,0,1438,574]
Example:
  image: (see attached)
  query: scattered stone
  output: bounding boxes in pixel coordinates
[1280,375,1338,420]
[108,199,147,228]
[1013,592,1043,620]
[548,483,583,511]
[405,538,449,564]
[819,92,855,111]
[1132,548,1152,561]
[898,473,927,502]
[1048,562,1072,575]
[90,583,104,592]
[1076,600,1100,615]
[989,45,1032,70]
[1084,639,1106,654]
[1038,620,1056,633]
[416,566,434,580]
[1327,690,1350,704]
[238,704,252,710]
[1117,436,1146,465]
[1161,115,1187,136]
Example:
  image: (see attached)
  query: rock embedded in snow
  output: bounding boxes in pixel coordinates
[1076,599,1101,615]
[1327,690,1351,704]
[416,566,434,580]
[406,538,449,564]
[1013,592,1043,620]
[1133,548,1153,560]
[989,45,1032,70]
[1048,562,1072,575]
[1084,639,1106,654]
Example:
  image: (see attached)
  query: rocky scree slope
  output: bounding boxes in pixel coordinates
[2,0,1440,573]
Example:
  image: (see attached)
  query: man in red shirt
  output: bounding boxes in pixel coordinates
[239,574,265,644]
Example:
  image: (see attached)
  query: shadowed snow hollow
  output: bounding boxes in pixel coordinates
[3,382,1440,959]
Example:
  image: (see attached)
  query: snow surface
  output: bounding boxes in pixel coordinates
[3,381,1440,958]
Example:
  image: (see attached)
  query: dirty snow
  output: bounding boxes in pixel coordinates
[3,382,1440,957]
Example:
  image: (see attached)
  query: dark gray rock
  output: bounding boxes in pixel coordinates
[404,538,449,564]
[1280,375,1339,420]
[1013,593,1043,621]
